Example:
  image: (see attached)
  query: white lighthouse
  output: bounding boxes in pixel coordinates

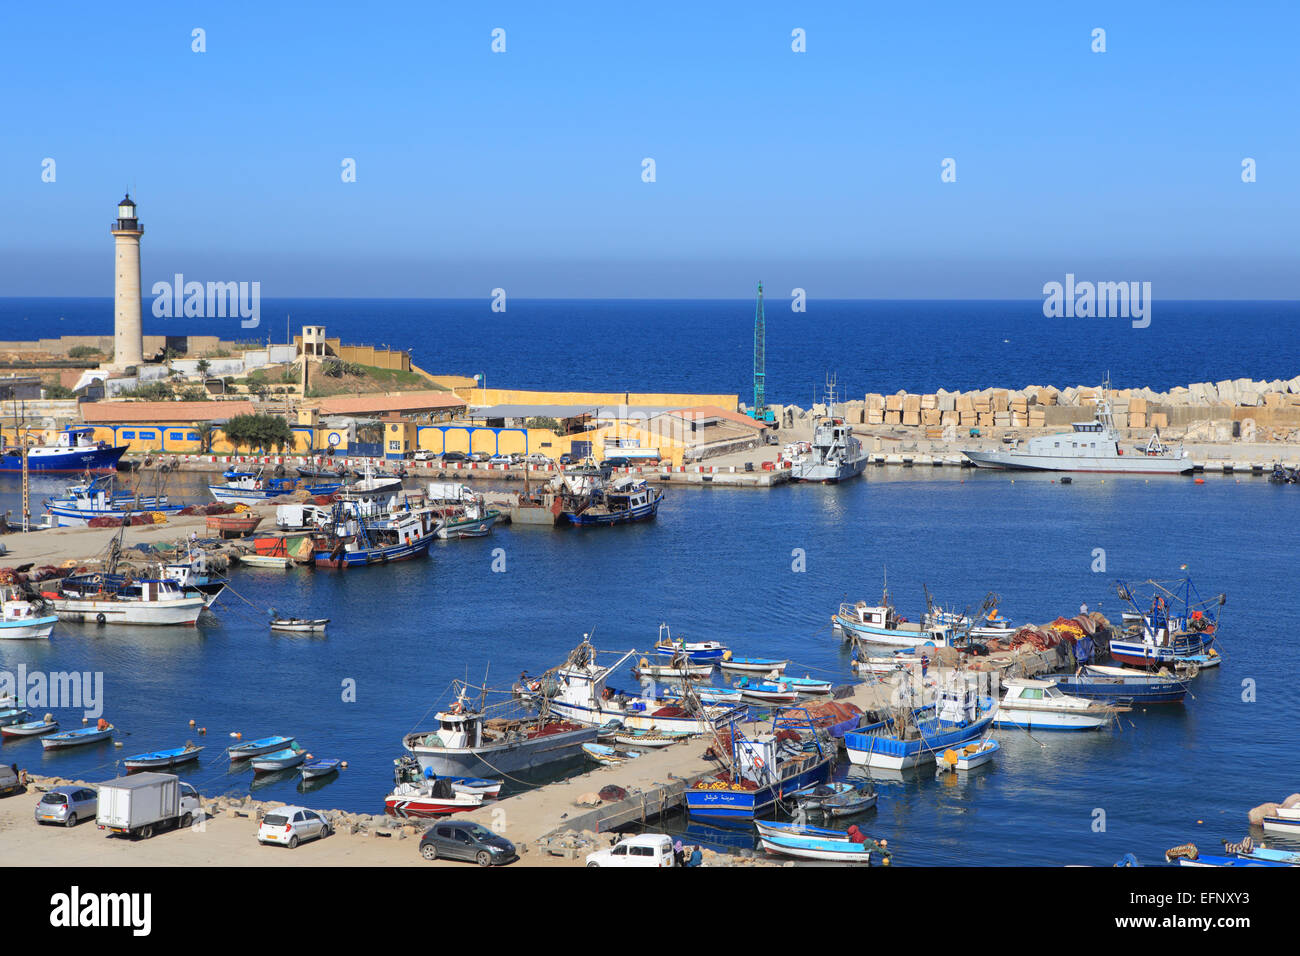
[110,193,144,369]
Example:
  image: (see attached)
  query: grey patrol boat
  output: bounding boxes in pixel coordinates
[791,377,869,483]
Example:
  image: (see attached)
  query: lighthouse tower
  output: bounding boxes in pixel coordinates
[110,194,144,369]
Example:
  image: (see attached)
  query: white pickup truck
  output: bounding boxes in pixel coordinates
[96,773,203,839]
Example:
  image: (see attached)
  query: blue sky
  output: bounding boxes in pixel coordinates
[2,1,1297,298]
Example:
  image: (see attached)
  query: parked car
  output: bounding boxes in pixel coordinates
[523,453,554,467]
[468,452,490,463]
[419,820,516,866]
[585,833,676,867]
[412,450,436,461]
[36,786,97,827]
[488,454,514,466]
[0,763,23,797]
[440,451,468,463]
[603,456,633,469]
[558,453,573,466]
[258,805,331,848]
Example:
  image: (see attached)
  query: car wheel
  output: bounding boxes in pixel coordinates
[288,834,299,849]
[139,824,153,840]
[64,814,76,828]
[476,850,492,867]
[586,862,599,868]
[321,825,331,838]
[421,844,438,861]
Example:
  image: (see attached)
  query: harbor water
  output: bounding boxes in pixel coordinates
[2,467,1296,866]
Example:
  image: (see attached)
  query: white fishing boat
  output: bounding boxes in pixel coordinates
[719,655,788,674]
[939,738,1000,771]
[426,482,500,539]
[1262,805,1300,836]
[608,730,690,748]
[269,613,329,633]
[239,553,292,569]
[1,717,59,738]
[835,589,959,649]
[0,586,57,639]
[632,657,714,680]
[49,578,206,626]
[42,722,114,749]
[45,474,184,527]
[993,678,1125,731]
[534,639,745,734]
[962,381,1193,474]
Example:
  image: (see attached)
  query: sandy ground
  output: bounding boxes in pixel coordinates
[0,782,579,868]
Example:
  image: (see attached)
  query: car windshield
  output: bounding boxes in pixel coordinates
[466,825,493,840]
[264,813,288,826]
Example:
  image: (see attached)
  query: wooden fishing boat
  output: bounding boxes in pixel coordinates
[662,685,744,705]
[206,513,264,538]
[653,627,728,662]
[47,577,207,626]
[719,656,788,674]
[790,781,856,811]
[301,758,343,780]
[385,780,485,817]
[845,678,996,770]
[1110,577,1224,668]
[239,553,292,569]
[250,747,306,773]
[210,469,341,506]
[732,678,800,704]
[445,776,503,798]
[270,615,329,633]
[1049,665,1188,705]
[561,476,663,526]
[311,508,434,568]
[227,735,296,761]
[1,717,58,738]
[610,730,690,748]
[42,723,113,749]
[632,658,714,680]
[123,744,204,770]
[822,782,879,817]
[582,742,632,765]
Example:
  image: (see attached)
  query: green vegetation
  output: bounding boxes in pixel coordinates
[526,416,562,432]
[118,380,174,401]
[222,413,295,452]
[43,384,75,399]
[68,345,104,360]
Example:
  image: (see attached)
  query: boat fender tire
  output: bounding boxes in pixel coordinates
[95,613,106,626]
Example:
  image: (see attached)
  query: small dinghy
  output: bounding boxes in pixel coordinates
[42,722,114,749]
[719,655,789,674]
[733,678,800,704]
[446,775,503,798]
[662,685,744,705]
[301,758,343,780]
[228,735,296,761]
[633,656,713,680]
[251,746,307,773]
[270,612,328,633]
[239,554,292,570]
[123,743,204,770]
[780,675,834,696]
[939,739,1000,771]
[790,781,856,811]
[0,708,33,727]
[822,782,879,818]
[582,742,645,766]
[1,717,59,738]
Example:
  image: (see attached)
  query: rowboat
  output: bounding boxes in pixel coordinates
[1235,846,1300,865]
[446,776,503,798]
[610,730,690,748]
[732,679,800,704]
[123,744,204,770]
[633,659,713,680]
[993,679,1126,731]
[939,738,1000,771]
[270,615,328,633]
[0,586,58,639]
[662,685,744,705]
[385,780,486,817]
[822,783,879,817]
[654,629,728,662]
[0,708,32,727]
[227,735,296,761]
[250,747,306,773]
[42,723,114,749]
[1168,851,1290,868]
[719,656,788,674]
[756,820,888,864]
[1,718,58,738]
[301,758,342,780]
[239,554,292,570]
[779,676,833,696]
[582,742,645,766]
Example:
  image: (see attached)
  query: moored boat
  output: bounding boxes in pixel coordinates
[757,820,887,863]
[0,586,58,639]
[301,758,343,780]
[0,708,33,727]
[1109,577,1224,668]
[0,427,127,473]
[123,744,204,770]
[1048,664,1189,704]
[42,722,114,749]
[227,735,296,761]
[210,468,340,505]
[47,577,206,627]
[1262,804,1300,836]
[845,674,996,770]
[993,678,1125,731]
[250,746,307,773]
[719,655,788,674]
[561,476,663,526]
[269,614,328,633]
[385,780,485,817]
[239,553,292,569]
[1,717,59,738]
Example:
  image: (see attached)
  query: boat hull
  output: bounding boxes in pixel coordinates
[0,615,57,639]
[42,728,113,749]
[0,445,127,473]
[312,536,433,568]
[50,596,205,626]
[685,757,832,822]
[845,713,995,770]
[791,456,868,483]
[404,725,598,777]
[562,492,663,526]
[992,708,1109,731]
[962,449,1192,474]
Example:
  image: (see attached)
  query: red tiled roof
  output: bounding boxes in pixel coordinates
[80,400,257,423]
[663,405,767,430]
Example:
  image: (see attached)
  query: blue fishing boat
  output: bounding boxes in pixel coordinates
[250,747,306,773]
[561,477,663,526]
[845,677,996,770]
[45,474,186,527]
[123,744,204,770]
[1049,664,1189,704]
[1235,846,1300,865]
[755,819,889,863]
[685,709,832,824]
[0,708,33,727]
[42,723,114,749]
[719,655,788,674]
[1169,852,1291,868]
[1,718,59,739]
[653,625,727,662]
[227,734,296,761]
[312,507,434,568]
[210,468,341,505]
[1110,577,1224,668]
[0,427,126,473]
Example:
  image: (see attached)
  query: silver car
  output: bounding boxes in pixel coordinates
[36,786,97,827]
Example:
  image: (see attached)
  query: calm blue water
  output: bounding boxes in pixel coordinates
[1,467,1296,866]
[3,297,1299,400]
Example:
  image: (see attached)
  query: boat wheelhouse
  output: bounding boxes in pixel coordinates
[0,585,57,639]
[561,476,663,526]
[844,674,996,769]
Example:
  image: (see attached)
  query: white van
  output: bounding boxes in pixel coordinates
[585,833,675,868]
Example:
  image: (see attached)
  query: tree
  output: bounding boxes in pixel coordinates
[196,358,211,379]
[194,422,215,453]
[527,416,562,432]
[222,413,295,453]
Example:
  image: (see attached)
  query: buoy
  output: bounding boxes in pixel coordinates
[114,742,123,747]
[340,761,348,769]
[230,731,240,738]
[189,719,196,727]
[199,727,206,735]
[81,717,88,725]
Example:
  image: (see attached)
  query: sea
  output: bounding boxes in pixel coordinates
[0,298,1297,866]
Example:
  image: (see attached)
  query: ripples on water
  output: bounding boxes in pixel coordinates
[2,468,1297,866]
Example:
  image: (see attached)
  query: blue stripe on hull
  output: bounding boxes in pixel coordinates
[686,759,831,821]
